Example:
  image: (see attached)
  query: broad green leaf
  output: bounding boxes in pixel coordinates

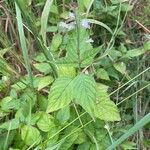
[0,119,19,130]
[72,74,96,116]
[95,128,108,142]
[37,94,48,111]
[57,65,76,78]
[16,90,37,122]
[21,125,41,146]
[30,113,41,125]
[51,33,63,51]
[38,76,54,90]
[33,63,51,73]
[37,112,55,132]
[11,81,27,91]
[74,130,87,144]
[96,83,109,100]
[46,127,60,147]
[96,68,110,80]
[95,100,121,121]
[56,106,70,124]
[59,134,78,150]
[47,77,73,113]
[77,142,90,150]
[63,29,95,66]
[60,126,79,150]
[0,96,12,112]
[114,62,126,75]
[0,96,20,112]
[125,48,146,58]
[33,53,47,62]
[109,49,122,60]
[106,67,120,80]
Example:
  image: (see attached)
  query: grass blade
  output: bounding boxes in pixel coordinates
[87,19,113,34]
[41,0,54,45]
[15,2,33,87]
[106,113,150,150]
[15,0,58,77]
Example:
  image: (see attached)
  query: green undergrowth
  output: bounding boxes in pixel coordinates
[0,0,150,149]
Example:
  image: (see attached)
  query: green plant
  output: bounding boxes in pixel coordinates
[0,0,150,149]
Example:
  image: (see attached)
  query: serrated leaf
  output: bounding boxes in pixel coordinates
[37,112,55,132]
[114,62,126,74]
[95,100,121,121]
[47,77,73,113]
[38,76,54,90]
[72,74,96,116]
[21,125,41,146]
[57,65,76,78]
[96,68,110,80]
[63,29,97,66]
[96,83,109,100]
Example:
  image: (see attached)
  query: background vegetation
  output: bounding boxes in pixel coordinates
[0,0,150,149]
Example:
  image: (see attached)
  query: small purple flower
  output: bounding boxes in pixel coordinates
[81,19,90,29]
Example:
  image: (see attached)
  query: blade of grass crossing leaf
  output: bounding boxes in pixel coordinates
[15,3,33,87]
[41,0,54,45]
[106,113,150,150]
[39,67,150,146]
